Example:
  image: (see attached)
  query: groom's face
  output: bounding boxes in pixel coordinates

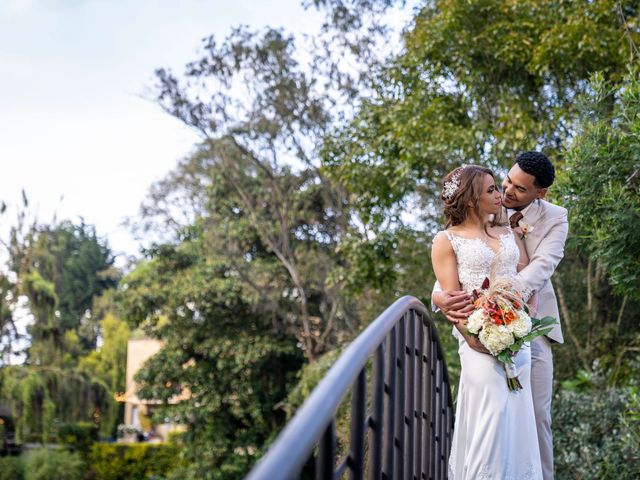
[501,164,547,210]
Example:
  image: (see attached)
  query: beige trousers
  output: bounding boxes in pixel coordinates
[530,336,554,480]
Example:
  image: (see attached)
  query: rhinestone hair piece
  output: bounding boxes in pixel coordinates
[442,165,468,200]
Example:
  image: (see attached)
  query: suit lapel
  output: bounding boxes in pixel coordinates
[521,199,542,227]
[521,200,544,248]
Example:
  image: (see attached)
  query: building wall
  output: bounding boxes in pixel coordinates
[123,339,163,426]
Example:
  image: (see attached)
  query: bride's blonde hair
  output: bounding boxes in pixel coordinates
[441,165,505,231]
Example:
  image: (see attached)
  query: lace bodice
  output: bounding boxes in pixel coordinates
[441,229,520,292]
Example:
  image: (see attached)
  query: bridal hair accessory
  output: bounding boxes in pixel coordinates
[443,165,468,200]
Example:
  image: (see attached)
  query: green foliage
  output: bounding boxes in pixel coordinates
[551,248,640,386]
[2,218,118,366]
[107,2,640,478]
[553,386,640,479]
[119,236,305,479]
[0,456,24,480]
[78,312,130,436]
[549,72,640,388]
[57,422,98,458]
[0,214,123,441]
[146,89,356,360]
[621,387,640,451]
[285,348,343,413]
[0,366,115,442]
[24,448,84,480]
[556,71,640,299]
[0,273,17,365]
[323,0,638,226]
[87,443,181,480]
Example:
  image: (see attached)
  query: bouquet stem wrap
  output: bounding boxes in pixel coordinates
[504,361,523,391]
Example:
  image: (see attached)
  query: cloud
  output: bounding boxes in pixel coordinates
[4,0,36,14]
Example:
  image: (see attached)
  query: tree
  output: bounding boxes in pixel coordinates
[117,4,422,476]
[78,313,130,396]
[0,365,115,442]
[9,220,119,365]
[318,0,640,390]
[556,71,640,300]
[550,71,640,386]
[323,0,639,226]
[118,234,305,479]
[145,22,371,360]
[0,211,121,441]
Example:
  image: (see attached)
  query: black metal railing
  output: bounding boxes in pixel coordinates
[246,296,455,480]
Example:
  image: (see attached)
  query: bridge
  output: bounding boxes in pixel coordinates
[246,296,454,480]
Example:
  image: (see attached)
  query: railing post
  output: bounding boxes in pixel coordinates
[369,345,384,480]
[350,370,366,480]
[382,327,396,479]
[394,314,405,480]
[405,311,415,479]
[316,420,336,480]
[414,312,424,479]
[434,359,443,480]
[428,329,438,480]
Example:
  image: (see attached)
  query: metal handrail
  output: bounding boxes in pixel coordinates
[246,295,455,480]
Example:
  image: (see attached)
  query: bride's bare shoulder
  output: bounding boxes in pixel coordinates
[432,230,454,251]
[445,225,465,234]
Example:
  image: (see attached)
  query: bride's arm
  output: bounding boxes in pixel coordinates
[432,233,489,354]
[431,233,461,292]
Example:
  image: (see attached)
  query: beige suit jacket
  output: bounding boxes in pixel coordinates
[510,199,568,344]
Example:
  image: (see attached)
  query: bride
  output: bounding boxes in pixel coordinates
[431,165,543,479]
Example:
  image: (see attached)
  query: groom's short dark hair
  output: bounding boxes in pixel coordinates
[515,151,555,188]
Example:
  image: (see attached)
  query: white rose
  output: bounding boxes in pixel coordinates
[466,309,485,335]
[479,324,514,356]
[509,310,532,338]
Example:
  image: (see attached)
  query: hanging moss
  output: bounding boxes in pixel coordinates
[0,366,116,443]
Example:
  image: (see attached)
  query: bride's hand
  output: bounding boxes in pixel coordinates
[433,290,474,324]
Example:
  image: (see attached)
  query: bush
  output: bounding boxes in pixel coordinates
[57,422,98,457]
[0,456,24,480]
[553,387,640,479]
[24,448,84,480]
[88,442,181,480]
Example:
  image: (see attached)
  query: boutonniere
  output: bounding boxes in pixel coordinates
[519,221,534,239]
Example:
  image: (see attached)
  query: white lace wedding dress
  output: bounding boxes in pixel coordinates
[441,229,543,480]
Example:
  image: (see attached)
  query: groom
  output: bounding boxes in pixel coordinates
[432,151,568,480]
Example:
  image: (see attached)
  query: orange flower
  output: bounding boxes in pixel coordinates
[504,310,517,325]
[489,309,503,325]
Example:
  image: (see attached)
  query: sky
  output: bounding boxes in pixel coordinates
[0,0,328,265]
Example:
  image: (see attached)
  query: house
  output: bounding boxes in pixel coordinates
[120,339,187,442]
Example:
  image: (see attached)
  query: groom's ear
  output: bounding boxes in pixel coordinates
[537,187,548,199]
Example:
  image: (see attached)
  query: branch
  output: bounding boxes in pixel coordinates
[222,165,317,360]
[319,295,339,347]
[616,295,628,333]
[556,281,591,372]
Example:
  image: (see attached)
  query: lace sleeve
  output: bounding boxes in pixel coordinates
[434,230,460,256]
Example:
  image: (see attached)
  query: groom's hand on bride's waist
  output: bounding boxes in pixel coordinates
[433,290,474,324]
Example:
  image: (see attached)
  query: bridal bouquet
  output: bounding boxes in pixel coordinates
[466,276,557,391]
